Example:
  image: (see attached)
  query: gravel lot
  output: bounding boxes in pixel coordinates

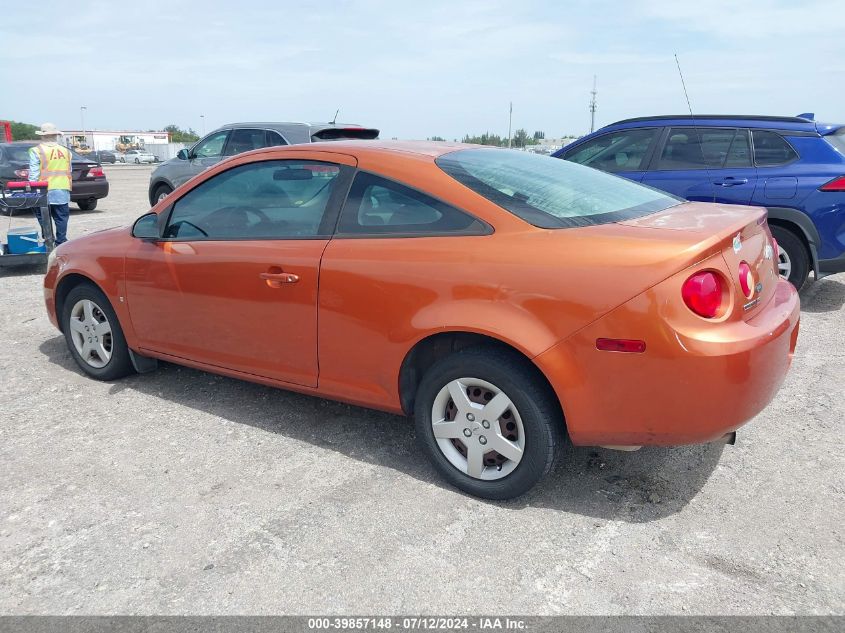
[1,165,843,615]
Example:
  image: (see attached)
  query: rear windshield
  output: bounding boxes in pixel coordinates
[825,129,845,155]
[436,148,681,228]
[311,127,379,142]
[2,145,33,162]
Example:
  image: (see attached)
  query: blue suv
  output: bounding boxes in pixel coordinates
[553,115,845,289]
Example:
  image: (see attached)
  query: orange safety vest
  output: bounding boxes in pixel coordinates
[31,142,72,191]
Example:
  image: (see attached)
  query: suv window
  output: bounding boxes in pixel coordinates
[753,130,799,166]
[563,128,659,172]
[337,172,484,236]
[164,160,342,240]
[192,131,229,159]
[657,128,751,170]
[266,130,288,147]
[223,128,267,156]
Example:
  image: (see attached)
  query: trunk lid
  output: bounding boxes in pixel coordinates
[618,202,779,320]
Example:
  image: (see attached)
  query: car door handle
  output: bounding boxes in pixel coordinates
[714,178,748,187]
[259,271,299,285]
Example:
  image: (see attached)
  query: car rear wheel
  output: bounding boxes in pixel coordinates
[77,199,97,211]
[771,225,809,291]
[414,346,560,499]
[134,158,140,164]
[62,284,135,381]
[153,184,173,204]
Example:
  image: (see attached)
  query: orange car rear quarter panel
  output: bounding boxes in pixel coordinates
[535,257,800,446]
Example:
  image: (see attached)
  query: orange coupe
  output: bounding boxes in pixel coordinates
[43,141,800,499]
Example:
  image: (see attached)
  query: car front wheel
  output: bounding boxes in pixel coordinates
[414,346,561,499]
[62,284,135,381]
[153,183,173,204]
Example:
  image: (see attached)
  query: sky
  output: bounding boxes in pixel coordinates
[1,0,843,140]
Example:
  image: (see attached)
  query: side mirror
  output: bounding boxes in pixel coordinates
[132,212,160,240]
[176,148,190,160]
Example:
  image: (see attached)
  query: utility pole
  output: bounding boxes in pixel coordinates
[507,102,513,149]
[589,75,597,133]
[200,115,205,135]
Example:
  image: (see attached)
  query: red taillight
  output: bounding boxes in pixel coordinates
[13,169,29,178]
[682,271,723,318]
[596,338,646,353]
[738,261,754,298]
[89,167,105,178]
[820,175,845,191]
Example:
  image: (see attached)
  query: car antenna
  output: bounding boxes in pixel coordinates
[330,109,340,125]
[675,53,717,203]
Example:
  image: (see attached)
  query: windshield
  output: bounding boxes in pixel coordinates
[436,148,681,228]
[825,129,845,155]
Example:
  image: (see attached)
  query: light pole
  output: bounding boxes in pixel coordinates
[507,102,513,149]
[200,115,205,135]
[80,106,87,149]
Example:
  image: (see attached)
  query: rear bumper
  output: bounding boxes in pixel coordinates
[535,278,800,446]
[71,180,109,201]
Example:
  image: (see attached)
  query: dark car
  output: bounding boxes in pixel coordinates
[0,142,109,212]
[92,150,118,164]
[554,114,845,289]
[148,121,379,204]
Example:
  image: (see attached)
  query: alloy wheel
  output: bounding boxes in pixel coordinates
[777,245,791,279]
[68,299,113,369]
[430,377,525,480]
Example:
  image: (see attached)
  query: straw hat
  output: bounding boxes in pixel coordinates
[35,122,63,136]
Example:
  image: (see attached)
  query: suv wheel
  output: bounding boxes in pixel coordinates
[153,184,173,204]
[414,346,561,499]
[77,199,97,211]
[771,225,810,290]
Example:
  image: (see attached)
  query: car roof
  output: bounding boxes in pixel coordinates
[293,139,479,159]
[597,114,841,135]
[214,121,376,132]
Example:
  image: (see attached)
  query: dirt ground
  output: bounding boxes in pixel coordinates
[1,165,843,614]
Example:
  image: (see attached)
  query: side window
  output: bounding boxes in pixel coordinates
[657,128,751,170]
[724,130,752,168]
[192,131,229,159]
[266,130,288,147]
[563,128,659,172]
[753,130,799,166]
[164,160,342,240]
[337,172,486,236]
[223,129,267,156]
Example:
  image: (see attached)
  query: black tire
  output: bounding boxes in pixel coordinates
[414,346,562,500]
[152,183,173,205]
[134,158,140,164]
[77,199,97,211]
[62,283,135,381]
[771,225,810,291]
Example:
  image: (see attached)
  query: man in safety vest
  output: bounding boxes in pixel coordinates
[28,122,72,245]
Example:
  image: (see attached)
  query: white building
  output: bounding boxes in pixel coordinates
[62,130,171,153]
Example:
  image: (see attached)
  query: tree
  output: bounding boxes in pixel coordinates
[9,121,39,140]
[164,124,200,143]
[533,130,545,140]
[461,132,505,147]
[427,136,446,142]
[511,128,530,148]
